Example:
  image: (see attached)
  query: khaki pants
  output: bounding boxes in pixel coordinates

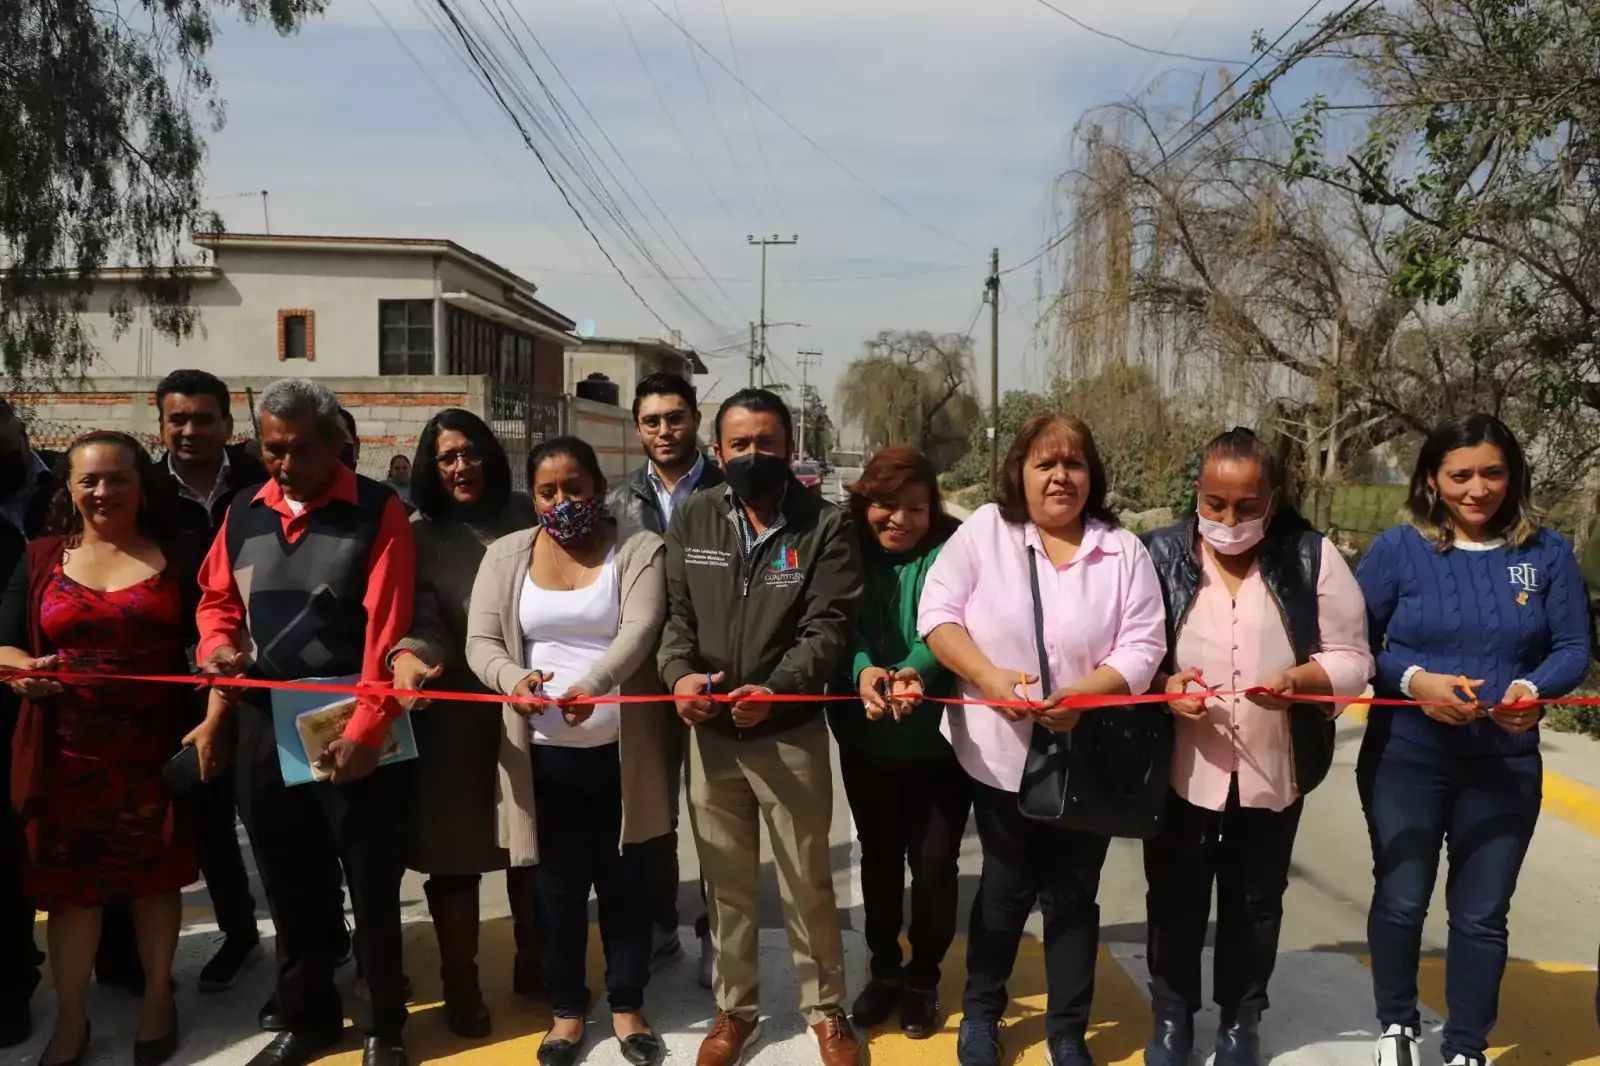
[688,715,845,1025]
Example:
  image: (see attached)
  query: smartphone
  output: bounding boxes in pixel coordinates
[161,745,203,797]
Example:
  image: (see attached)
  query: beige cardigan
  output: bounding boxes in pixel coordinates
[464,521,672,866]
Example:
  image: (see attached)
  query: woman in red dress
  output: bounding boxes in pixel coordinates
[1,432,202,1066]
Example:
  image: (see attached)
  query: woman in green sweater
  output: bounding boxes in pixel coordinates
[829,446,968,1040]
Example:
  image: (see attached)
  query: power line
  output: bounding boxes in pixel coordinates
[1023,0,1245,65]
[365,0,594,268]
[611,0,745,230]
[424,0,679,333]
[477,0,742,324]
[1003,0,1364,277]
[669,0,762,226]
[425,0,744,336]
[639,0,977,251]
[718,0,786,226]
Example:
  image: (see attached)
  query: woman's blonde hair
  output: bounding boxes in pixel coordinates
[1406,413,1541,550]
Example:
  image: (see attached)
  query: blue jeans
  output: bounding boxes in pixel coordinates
[1357,732,1541,1060]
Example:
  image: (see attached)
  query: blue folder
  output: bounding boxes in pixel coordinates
[269,675,418,786]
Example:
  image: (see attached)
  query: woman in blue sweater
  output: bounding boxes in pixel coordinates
[1356,414,1589,1066]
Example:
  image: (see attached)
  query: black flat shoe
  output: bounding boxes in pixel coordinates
[899,985,940,1040]
[41,1021,91,1066]
[243,1030,342,1066]
[618,1031,664,1066]
[258,994,287,1033]
[537,1024,586,1066]
[362,1035,409,1066]
[0,999,31,1049]
[133,1005,179,1066]
[850,977,904,1030]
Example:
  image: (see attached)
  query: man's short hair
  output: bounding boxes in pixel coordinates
[714,388,793,450]
[632,372,699,421]
[155,369,231,420]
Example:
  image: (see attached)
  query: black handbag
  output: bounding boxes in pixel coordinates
[1015,547,1173,838]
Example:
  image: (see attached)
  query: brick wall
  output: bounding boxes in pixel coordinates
[6,375,490,481]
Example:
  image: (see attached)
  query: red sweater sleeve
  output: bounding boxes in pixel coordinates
[196,509,246,662]
[342,494,417,748]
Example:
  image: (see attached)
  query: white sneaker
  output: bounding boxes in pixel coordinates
[1443,1057,1486,1066]
[1374,1024,1421,1066]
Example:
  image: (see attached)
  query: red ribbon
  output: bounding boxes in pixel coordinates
[0,668,1555,712]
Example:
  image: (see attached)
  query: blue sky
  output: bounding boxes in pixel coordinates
[200,0,1301,424]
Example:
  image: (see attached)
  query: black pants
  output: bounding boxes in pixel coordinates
[235,701,409,1040]
[964,781,1110,1041]
[0,698,42,1010]
[1143,783,1303,1020]
[97,769,261,979]
[649,724,709,939]
[532,743,651,1018]
[840,748,970,989]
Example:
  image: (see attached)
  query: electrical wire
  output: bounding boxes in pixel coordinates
[485,0,743,318]
[364,0,593,267]
[1023,0,1245,65]
[425,0,744,336]
[669,0,762,225]
[718,0,786,227]
[1003,0,1366,277]
[639,0,977,251]
[424,0,680,333]
[612,0,745,231]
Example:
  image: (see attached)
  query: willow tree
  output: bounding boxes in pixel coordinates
[0,0,325,381]
[838,329,979,472]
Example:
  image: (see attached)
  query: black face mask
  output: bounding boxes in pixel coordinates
[0,452,28,500]
[338,443,358,471]
[722,452,790,501]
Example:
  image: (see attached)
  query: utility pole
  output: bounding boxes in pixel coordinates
[748,234,798,387]
[986,248,1000,495]
[747,322,758,387]
[797,350,822,459]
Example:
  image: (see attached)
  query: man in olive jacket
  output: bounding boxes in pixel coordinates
[659,388,865,1066]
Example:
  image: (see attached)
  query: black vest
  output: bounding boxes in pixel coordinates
[222,477,390,681]
[1141,509,1337,795]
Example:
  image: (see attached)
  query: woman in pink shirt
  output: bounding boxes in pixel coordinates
[1139,429,1372,1066]
[918,415,1167,1066]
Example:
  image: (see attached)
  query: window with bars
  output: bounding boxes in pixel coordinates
[445,306,534,383]
[379,300,434,375]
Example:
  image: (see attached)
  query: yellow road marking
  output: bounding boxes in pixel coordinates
[1341,702,1600,839]
[1412,957,1600,1066]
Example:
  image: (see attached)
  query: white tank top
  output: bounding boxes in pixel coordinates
[518,548,622,747]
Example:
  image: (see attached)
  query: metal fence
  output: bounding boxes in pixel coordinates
[490,382,565,491]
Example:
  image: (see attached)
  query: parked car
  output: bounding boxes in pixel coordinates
[792,461,822,490]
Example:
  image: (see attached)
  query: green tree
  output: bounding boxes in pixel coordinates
[1285,0,1600,421]
[0,0,326,381]
[799,383,836,460]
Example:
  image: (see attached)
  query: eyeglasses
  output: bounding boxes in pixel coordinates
[639,411,690,431]
[436,448,484,470]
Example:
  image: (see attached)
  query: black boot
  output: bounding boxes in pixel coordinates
[1143,998,1194,1066]
[1214,1008,1261,1066]
[506,866,544,997]
[424,879,491,1039]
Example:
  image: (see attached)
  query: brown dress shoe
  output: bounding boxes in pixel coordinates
[697,1012,761,1066]
[812,1012,862,1066]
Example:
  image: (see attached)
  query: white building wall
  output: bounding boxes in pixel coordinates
[77,250,436,380]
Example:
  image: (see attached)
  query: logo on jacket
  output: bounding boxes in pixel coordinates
[1508,562,1539,606]
[768,546,800,573]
